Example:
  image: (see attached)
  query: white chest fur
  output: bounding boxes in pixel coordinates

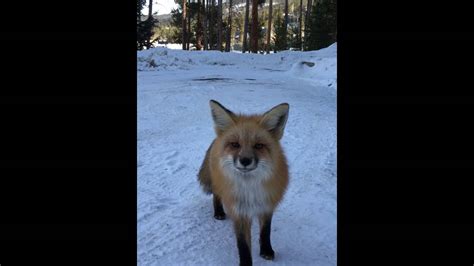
[220,157,273,218]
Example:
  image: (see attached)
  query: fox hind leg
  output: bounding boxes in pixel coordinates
[198,141,214,194]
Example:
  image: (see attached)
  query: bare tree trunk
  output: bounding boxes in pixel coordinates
[284,0,288,48]
[197,0,203,50]
[305,0,313,38]
[250,0,258,53]
[182,0,187,50]
[299,0,303,50]
[217,0,223,51]
[147,0,152,18]
[266,0,273,54]
[242,0,250,53]
[187,1,191,50]
[225,0,233,52]
[146,0,153,49]
[209,0,214,49]
[137,2,142,24]
[203,0,208,50]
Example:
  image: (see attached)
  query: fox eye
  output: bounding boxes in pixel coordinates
[230,142,240,148]
[254,143,264,149]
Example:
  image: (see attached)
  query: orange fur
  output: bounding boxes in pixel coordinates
[208,115,289,219]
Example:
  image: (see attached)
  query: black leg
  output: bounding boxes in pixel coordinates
[237,233,253,266]
[234,218,253,266]
[213,194,226,220]
[259,213,275,260]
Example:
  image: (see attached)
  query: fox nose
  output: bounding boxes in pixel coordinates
[239,157,252,167]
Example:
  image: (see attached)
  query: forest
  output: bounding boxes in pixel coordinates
[137,0,336,52]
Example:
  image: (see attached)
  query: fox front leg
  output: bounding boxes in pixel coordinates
[213,194,226,220]
[259,213,275,260]
[234,217,253,266]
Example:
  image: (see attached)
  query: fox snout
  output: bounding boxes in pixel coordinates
[234,146,259,172]
[235,155,258,172]
[239,157,252,166]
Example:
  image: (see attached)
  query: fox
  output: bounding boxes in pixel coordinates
[198,99,290,266]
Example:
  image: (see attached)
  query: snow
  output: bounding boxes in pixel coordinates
[138,43,337,266]
[154,43,183,50]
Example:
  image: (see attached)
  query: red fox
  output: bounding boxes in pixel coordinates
[198,100,290,266]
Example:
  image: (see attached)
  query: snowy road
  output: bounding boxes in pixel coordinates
[138,45,337,266]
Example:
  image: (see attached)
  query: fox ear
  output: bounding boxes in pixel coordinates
[209,100,235,133]
[260,103,289,140]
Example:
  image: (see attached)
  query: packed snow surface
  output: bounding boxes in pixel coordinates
[138,44,337,266]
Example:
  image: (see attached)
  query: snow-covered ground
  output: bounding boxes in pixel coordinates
[138,44,337,266]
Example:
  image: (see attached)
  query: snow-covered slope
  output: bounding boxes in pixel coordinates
[138,44,337,266]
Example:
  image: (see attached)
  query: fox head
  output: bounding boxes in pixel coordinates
[209,100,289,177]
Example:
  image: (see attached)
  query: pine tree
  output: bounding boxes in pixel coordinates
[137,0,146,50]
[287,24,299,49]
[137,0,157,50]
[304,0,336,51]
[172,1,210,49]
[273,11,287,52]
[209,3,219,49]
[137,0,145,24]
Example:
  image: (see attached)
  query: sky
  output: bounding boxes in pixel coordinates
[142,0,179,15]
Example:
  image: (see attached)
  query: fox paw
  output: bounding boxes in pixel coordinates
[214,213,226,220]
[259,250,275,260]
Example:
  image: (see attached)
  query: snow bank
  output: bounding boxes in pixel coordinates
[137,43,337,89]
